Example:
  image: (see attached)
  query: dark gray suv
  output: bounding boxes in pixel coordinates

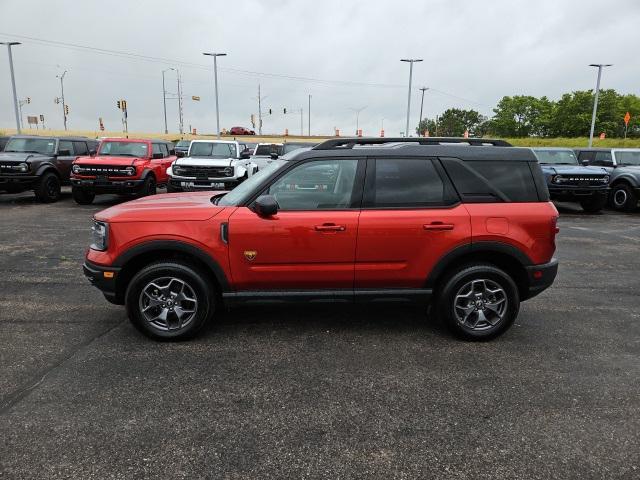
[0,135,99,202]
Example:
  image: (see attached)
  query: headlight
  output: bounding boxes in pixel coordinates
[124,166,136,176]
[17,162,29,172]
[173,165,184,176]
[90,220,108,251]
[601,175,610,183]
[72,164,81,174]
[552,175,566,184]
[223,166,234,176]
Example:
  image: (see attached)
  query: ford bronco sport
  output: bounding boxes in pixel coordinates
[532,147,609,213]
[83,138,559,341]
[70,138,176,204]
[0,135,98,202]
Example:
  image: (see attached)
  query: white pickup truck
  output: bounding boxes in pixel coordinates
[167,140,256,192]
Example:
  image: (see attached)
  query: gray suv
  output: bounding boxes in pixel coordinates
[575,148,640,211]
[0,135,98,202]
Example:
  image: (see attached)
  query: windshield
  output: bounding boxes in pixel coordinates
[176,141,191,147]
[614,151,640,166]
[283,143,315,154]
[217,160,285,206]
[99,141,148,157]
[534,149,578,165]
[190,142,237,158]
[4,138,56,155]
[254,144,284,156]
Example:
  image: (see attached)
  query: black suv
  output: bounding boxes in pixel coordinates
[0,135,98,202]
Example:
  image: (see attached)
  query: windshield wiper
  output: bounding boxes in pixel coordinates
[5,150,41,154]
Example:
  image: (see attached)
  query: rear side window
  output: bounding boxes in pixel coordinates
[152,143,163,156]
[73,141,88,155]
[365,158,456,208]
[441,158,539,202]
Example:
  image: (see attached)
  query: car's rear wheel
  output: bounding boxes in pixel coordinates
[436,264,520,340]
[580,193,607,213]
[139,176,157,197]
[610,183,637,212]
[34,172,61,203]
[72,186,95,205]
[125,261,213,340]
[166,183,180,193]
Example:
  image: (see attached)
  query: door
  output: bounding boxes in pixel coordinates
[55,140,76,180]
[228,158,363,291]
[355,158,471,289]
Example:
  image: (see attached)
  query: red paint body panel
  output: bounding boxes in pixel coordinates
[355,205,472,288]
[227,207,359,290]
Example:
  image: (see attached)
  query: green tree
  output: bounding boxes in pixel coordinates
[436,108,486,137]
[488,95,550,137]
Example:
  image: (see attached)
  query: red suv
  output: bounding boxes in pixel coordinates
[83,138,558,341]
[229,126,256,135]
[70,138,176,204]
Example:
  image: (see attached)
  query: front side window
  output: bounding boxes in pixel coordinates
[73,141,88,155]
[99,141,149,158]
[4,137,56,155]
[614,151,640,166]
[267,159,358,210]
[190,142,237,158]
[152,143,163,156]
[366,159,450,208]
[255,144,283,156]
[58,141,74,155]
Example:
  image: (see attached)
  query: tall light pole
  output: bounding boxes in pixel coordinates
[1,42,21,134]
[162,67,175,134]
[349,106,367,135]
[308,94,312,136]
[418,87,429,136]
[203,52,227,138]
[56,70,67,131]
[176,68,184,134]
[401,59,422,137]
[588,64,612,147]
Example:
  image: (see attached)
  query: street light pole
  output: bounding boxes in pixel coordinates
[401,59,422,137]
[308,94,312,136]
[349,106,367,135]
[419,86,428,136]
[56,70,67,131]
[161,68,175,134]
[1,42,22,134]
[588,64,612,147]
[203,52,227,139]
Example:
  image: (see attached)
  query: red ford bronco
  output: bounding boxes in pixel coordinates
[83,138,558,341]
[70,138,176,204]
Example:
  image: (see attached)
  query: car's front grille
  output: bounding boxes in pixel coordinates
[559,175,608,186]
[175,165,233,178]
[74,165,132,176]
[0,163,29,174]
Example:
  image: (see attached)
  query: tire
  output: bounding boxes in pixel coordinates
[166,182,180,193]
[435,264,520,341]
[579,193,607,213]
[34,172,61,203]
[139,175,157,197]
[610,183,638,212]
[125,261,214,340]
[72,186,95,205]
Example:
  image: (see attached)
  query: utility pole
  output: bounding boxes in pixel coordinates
[257,84,263,135]
[349,106,367,135]
[308,94,312,136]
[203,52,227,139]
[300,108,303,136]
[56,70,68,131]
[588,64,612,147]
[1,42,22,134]
[18,97,30,130]
[400,59,422,137]
[418,87,428,136]
[161,68,175,134]
[176,69,184,134]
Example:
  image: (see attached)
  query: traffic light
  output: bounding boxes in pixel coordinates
[283,108,287,114]
[117,100,121,110]
[64,105,69,115]
[269,108,272,114]
[26,97,31,104]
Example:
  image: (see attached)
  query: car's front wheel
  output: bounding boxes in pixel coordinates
[610,183,638,212]
[125,261,214,340]
[34,172,61,203]
[139,176,157,197]
[580,193,607,213]
[72,186,95,205]
[436,264,520,340]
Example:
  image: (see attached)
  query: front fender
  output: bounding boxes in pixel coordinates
[611,172,640,187]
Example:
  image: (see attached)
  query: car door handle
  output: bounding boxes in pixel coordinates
[423,222,454,231]
[315,224,346,232]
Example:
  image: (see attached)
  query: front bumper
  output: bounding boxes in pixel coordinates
[169,175,239,191]
[0,174,38,189]
[524,258,558,300]
[548,185,609,197]
[72,177,145,194]
[83,260,122,304]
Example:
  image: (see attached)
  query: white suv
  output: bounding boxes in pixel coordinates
[167,140,256,192]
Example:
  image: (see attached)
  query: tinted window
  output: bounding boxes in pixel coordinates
[99,141,148,157]
[58,141,74,155]
[367,159,450,208]
[267,159,358,210]
[255,144,283,156]
[577,151,595,162]
[190,142,237,158]
[614,151,640,166]
[152,143,163,156]
[73,141,88,155]
[442,158,538,202]
[593,151,613,165]
[4,137,56,155]
[160,143,169,156]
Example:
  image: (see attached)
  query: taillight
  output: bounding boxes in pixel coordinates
[551,216,559,235]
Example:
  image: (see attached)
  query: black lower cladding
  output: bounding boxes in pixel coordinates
[72,178,145,194]
[222,289,433,306]
[524,258,558,299]
[0,175,39,190]
[83,261,122,304]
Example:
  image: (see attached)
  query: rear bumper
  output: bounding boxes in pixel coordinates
[72,177,145,194]
[524,258,558,300]
[83,260,123,304]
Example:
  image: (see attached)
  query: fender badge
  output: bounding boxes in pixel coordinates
[244,250,257,261]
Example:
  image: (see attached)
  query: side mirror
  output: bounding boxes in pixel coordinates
[89,149,97,156]
[169,149,176,156]
[176,151,185,158]
[152,152,164,159]
[270,152,279,160]
[254,195,278,217]
[57,149,71,156]
[581,159,589,166]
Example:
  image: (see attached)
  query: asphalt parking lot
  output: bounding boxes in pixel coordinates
[1,189,639,479]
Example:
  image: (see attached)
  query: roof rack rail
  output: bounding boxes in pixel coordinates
[313,137,512,150]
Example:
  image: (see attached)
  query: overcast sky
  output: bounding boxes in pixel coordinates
[1,0,639,137]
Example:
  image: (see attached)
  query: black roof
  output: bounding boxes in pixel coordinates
[289,137,536,162]
[10,134,93,141]
[573,147,612,152]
